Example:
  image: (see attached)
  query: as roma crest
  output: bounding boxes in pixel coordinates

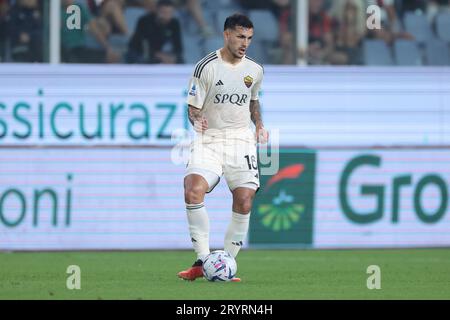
[244,75,253,88]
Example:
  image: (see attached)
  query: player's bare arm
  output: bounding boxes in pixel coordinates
[188,105,208,132]
[250,99,268,143]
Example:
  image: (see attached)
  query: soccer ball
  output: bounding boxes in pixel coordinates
[202,250,237,282]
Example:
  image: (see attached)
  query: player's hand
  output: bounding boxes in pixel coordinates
[20,32,30,44]
[256,125,269,144]
[193,117,208,133]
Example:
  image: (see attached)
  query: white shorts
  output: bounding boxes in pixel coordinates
[185,133,260,192]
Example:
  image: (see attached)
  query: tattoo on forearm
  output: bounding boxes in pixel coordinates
[188,106,202,126]
[250,100,262,126]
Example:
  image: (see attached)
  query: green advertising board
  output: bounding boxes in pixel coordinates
[249,149,316,246]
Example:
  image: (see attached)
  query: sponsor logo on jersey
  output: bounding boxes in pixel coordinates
[213,93,248,106]
[215,80,224,86]
[244,75,253,88]
[189,84,197,96]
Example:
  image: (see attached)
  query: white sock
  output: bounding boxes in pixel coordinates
[186,203,210,261]
[224,211,250,258]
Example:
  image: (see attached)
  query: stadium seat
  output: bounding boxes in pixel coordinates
[182,34,204,64]
[202,1,243,35]
[180,8,216,36]
[177,9,194,35]
[246,40,270,65]
[436,13,450,43]
[363,40,394,66]
[403,12,434,43]
[109,34,129,57]
[84,33,103,50]
[425,39,450,66]
[124,7,147,34]
[203,36,224,55]
[394,39,422,66]
[248,10,279,43]
[202,0,242,11]
[215,9,240,34]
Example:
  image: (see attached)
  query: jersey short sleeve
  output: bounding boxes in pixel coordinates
[251,68,263,101]
[186,61,213,109]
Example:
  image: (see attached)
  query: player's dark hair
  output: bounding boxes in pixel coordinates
[157,0,174,7]
[224,13,254,31]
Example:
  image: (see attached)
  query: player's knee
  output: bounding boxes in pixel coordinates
[184,185,206,204]
[241,201,253,213]
[233,195,253,214]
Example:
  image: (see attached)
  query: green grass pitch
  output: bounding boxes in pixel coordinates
[1,249,449,300]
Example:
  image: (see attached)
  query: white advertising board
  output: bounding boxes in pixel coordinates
[0,65,449,147]
[314,150,450,248]
[0,148,233,250]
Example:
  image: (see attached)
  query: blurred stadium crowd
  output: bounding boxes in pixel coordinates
[0,0,449,65]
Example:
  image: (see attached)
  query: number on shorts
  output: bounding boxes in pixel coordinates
[245,155,258,170]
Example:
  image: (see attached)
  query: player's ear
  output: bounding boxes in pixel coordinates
[223,29,231,41]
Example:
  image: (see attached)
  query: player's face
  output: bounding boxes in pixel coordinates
[19,0,38,8]
[157,5,174,25]
[225,26,254,59]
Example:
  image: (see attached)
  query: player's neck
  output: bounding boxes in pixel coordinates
[220,48,243,65]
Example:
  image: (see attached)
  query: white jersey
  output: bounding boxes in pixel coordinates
[186,49,264,136]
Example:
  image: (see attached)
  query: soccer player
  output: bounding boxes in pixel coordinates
[177,13,268,282]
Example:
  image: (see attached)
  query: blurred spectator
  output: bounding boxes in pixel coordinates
[174,0,213,37]
[366,0,414,45]
[0,0,8,61]
[432,0,450,10]
[398,0,427,17]
[306,0,334,65]
[122,0,157,17]
[238,0,269,9]
[270,0,295,64]
[141,0,157,12]
[127,0,183,64]
[237,0,296,64]
[8,0,43,62]
[428,0,450,23]
[88,0,128,35]
[61,0,121,63]
[329,0,366,65]
[238,0,296,64]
